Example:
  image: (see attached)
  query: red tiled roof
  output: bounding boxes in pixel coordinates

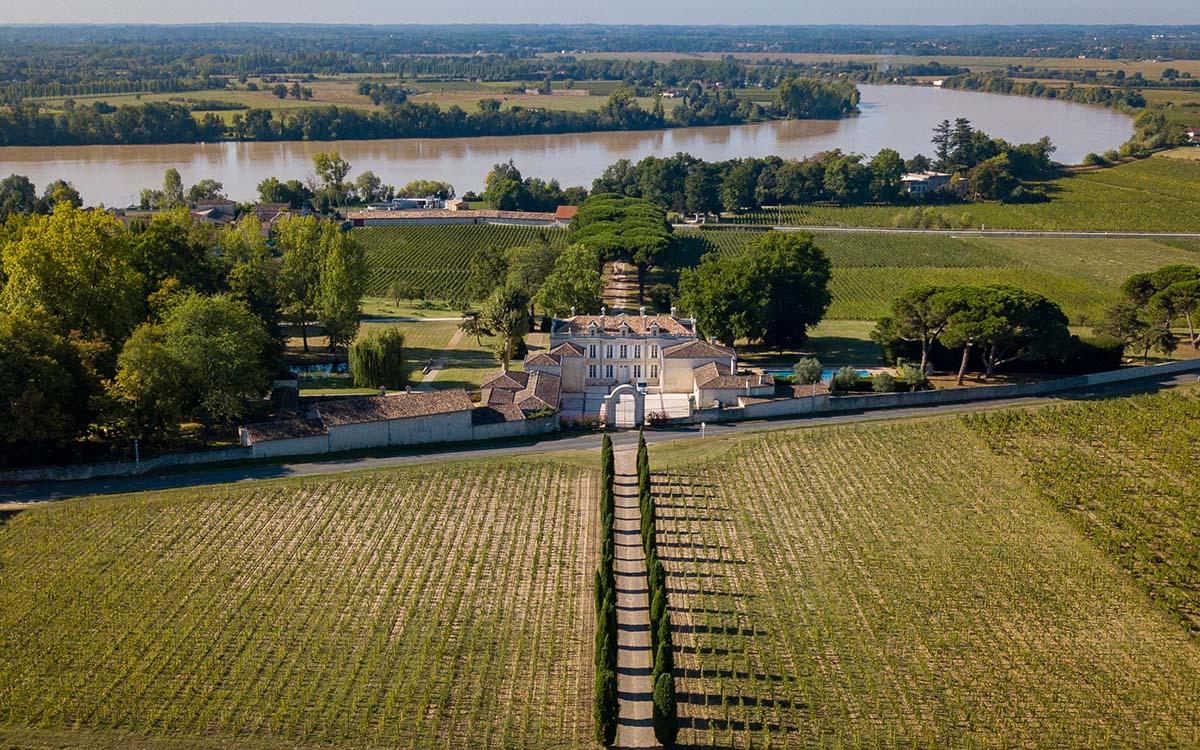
[662,339,735,360]
[481,370,529,391]
[556,314,692,336]
[515,371,561,411]
[524,352,561,367]
[693,362,774,390]
[555,205,579,220]
[548,341,585,357]
[242,418,328,443]
[316,390,473,426]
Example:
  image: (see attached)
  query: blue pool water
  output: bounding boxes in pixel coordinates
[766,368,871,381]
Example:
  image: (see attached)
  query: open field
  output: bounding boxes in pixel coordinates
[649,394,1200,748]
[731,156,1200,232]
[357,224,568,300]
[0,459,597,750]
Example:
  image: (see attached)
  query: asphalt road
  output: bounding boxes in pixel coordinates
[674,224,1200,239]
[2,371,1193,506]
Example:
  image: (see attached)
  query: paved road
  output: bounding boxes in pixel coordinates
[2,371,1193,505]
[674,223,1200,239]
[612,448,658,749]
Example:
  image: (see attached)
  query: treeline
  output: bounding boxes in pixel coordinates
[637,432,678,746]
[594,434,619,746]
[586,119,1056,214]
[0,204,367,467]
[7,24,1200,66]
[0,76,857,146]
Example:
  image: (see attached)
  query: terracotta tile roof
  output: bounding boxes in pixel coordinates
[662,339,735,360]
[555,205,579,220]
[242,418,328,443]
[548,341,585,357]
[481,370,529,391]
[693,362,774,390]
[524,352,561,367]
[316,390,473,426]
[348,209,557,222]
[556,314,693,336]
[515,371,561,411]
[472,404,526,424]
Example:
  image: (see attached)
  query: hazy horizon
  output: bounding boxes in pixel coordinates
[3,2,1198,28]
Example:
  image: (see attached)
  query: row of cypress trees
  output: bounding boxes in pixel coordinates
[638,430,679,746]
[594,433,619,746]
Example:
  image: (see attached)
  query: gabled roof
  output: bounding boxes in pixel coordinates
[548,341,585,357]
[525,352,561,367]
[316,390,473,426]
[555,205,579,220]
[481,370,529,391]
[662,339,735,360]
[514,371,561,412]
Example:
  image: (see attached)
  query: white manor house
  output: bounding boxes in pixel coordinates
[483,308,778,425]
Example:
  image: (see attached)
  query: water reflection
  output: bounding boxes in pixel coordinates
[0,85,1132,206]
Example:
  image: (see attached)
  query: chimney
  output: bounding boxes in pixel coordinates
[639,306,646,321]
[570,305,576,317]
[670,305,677,318]
[758,372,765,385]
[599,306,606,329]
[405,385,412,394]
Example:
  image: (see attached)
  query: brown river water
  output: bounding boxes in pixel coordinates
[0,85,1132,206]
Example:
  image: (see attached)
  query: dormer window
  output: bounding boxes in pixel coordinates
[587,321,598,335]
[618,321,630,335]
[649,321,659,335]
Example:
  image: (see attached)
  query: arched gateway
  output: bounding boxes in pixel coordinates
[601,383,645,428]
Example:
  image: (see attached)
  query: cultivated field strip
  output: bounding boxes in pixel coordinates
[653,420,1200,748]
[357,224,568,299]
[0,462,597,749]
[966,389,1200,634]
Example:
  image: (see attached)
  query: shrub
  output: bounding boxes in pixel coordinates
[793,357,823,385]
[830,365,861,393]
[349,327,407,389]
[871,372,897,393]
[896,360,930,391]
[646,410,672,426]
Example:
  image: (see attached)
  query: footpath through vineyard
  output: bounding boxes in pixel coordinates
[613,447,659,749]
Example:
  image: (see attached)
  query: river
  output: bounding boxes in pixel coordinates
[0,85,1132,206]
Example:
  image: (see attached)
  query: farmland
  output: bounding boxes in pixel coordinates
[0,460,597,750]
[649,397,1200,748]
[357,224,567,300]
[965,390,1200,634]
[730,156,1200,232]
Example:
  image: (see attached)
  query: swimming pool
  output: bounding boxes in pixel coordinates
[766,368,871,382]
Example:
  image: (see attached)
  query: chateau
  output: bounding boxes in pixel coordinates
[482,308,777,424]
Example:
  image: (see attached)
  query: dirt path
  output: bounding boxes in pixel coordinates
[613,447,659,749]
[416,326,466,391]
[602,261,639,315]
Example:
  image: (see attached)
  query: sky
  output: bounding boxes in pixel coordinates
[3,0,1199,26]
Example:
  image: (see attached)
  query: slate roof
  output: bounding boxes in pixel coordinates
[556,314,692,336]
[662,339,735,360]
[242,418,328,443]
[316,390,473,426]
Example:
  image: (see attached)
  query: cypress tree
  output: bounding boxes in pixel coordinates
[594,667,618,746]
[652,671,679,746]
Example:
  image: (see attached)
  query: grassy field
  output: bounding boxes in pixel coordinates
[0,459,597,750]
[678,228,1197,323]
[649,391,1200,748]
[729,156,1200,232]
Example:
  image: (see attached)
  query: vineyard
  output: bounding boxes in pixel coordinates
[724,156,1200,232]
[0,460,597,750]
[965,388,1200,634]
[357,224,568,299]
[650,415,1200,748]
